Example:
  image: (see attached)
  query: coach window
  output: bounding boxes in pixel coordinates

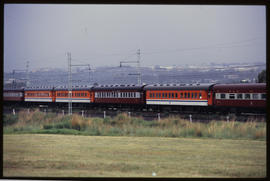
[164,93,167,98]
[245,94,250,100]
[188,93,190,98]
[220,94,226,99]
[162,93,164,98]
[172,93,174,98]
[194,93,197,98]
[181,93,183,98]
[199,93,202,99]
[184,92,187,98]
[252,94,259,100]
[237,94,243,99]
[175,93,178,98]
[229,94,235,99]
[191,93,194,98]
[261,94,266,100]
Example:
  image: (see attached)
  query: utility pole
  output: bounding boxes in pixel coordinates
[67,52,72,115]
[88,64,92,83]
[137,49,141,85]
[12,66,28,88]
[26,61,30,87]
[67,52,91,115]
[119,49,142,85]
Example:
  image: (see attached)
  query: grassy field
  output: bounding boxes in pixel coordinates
[3,134,266,178]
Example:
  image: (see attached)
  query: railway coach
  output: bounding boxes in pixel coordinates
[3,88,24,102]
[54,85,94,104]
[212,83,266,112]
[24,86,55,102]
[92,84,146,107]
[144,83,216,108]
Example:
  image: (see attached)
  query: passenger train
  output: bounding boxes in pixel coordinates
[3,83,267,113]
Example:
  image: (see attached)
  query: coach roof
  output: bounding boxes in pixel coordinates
[54,85,93,91]
[213,83,266,92]
[4,88,25,91]
[24,86,54,91]
[92,84,145,91]
[144,83,215,91]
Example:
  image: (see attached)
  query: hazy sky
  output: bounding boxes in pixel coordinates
[4,4,266,72]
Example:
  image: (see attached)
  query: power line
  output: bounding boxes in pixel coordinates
[142,37,264,55]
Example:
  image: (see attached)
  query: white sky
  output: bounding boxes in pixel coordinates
[4,4,266,72]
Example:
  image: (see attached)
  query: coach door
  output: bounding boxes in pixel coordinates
[52,90,56,102]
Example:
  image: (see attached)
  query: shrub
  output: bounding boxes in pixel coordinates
[103,117,111,124]
[253,129,265,140]
[113,113,130,126]
[71,114,85,130]
[3,114,19,126]
[107,127,122,136]
[195,127,203,137]
[43,124,53,129]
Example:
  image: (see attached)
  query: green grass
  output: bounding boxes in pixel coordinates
[3,109,266,140]
[3,134,266,177]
